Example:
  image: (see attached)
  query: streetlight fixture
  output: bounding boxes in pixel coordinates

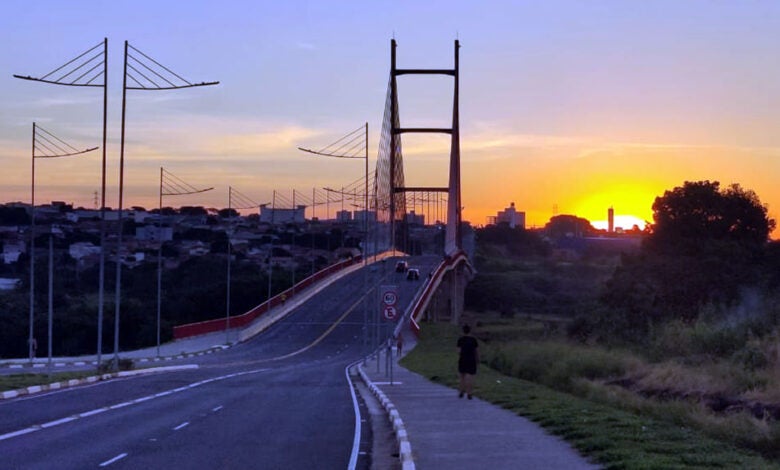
[156,168,213,356]
[14,39,110,365]
[28,123,97,363]
[114,41,218,367]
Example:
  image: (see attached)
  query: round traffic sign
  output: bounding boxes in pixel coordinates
[382,291,397,306]
[383,305,398,320]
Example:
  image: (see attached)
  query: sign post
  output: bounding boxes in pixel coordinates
[380,285,398,383]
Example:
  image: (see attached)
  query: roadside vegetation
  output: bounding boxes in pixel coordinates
[402,323,780,469]
[0,218,353,358]
[406,181,780,468]
[0,371,99,392]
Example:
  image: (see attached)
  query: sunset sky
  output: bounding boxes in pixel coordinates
[1,1,780,231]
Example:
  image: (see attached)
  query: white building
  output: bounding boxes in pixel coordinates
[2,241,25,264]
[260,205,306,224]
[136,225,174,242]
[69,242,101,261]
[496,202,526,229]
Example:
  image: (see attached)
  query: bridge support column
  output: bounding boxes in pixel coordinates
[426,267,466,325]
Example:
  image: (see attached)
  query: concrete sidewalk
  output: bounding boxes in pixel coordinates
[359,334,600,470]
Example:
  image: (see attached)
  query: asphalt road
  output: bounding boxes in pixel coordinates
[0,256,439,470]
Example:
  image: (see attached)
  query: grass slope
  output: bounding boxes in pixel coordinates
[401,323,780,470]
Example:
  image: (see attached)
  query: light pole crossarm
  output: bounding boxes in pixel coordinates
[13,75,103,88]
[35,146,99,158]
[127,81,219,91]
[298,147,365,159]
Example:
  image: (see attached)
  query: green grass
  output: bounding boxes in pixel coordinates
[401,323,780,470]
[0,371,99,392]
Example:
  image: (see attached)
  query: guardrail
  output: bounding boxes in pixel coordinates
[173,256,363,339]
[406,250,473,335]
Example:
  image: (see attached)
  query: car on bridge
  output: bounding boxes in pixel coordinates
[395,260,408,273]
[406,268,420,281]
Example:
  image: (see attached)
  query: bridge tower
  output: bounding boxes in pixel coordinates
[377,39,472,325]
[376,39,463,255]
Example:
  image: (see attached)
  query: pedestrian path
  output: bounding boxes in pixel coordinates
[359,334,600,470]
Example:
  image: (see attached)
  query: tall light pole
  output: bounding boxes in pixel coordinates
[28,123,97,363]
[225,187,260,344]
[156,168,213,356]
[114,41,218,367]
[298,123,370,262]
[14,39,109,365]
[299,123,371,351]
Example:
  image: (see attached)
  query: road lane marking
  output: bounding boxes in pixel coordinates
[99,453,128,467]
[173,422,189,431]
[40,416,77,428]
[212,405,223,412]
[346,360,362,470]
[79,408,107,418]
[0,368,269,443]
[0,427,38,441]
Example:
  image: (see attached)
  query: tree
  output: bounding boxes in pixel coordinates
[545,215,595,239]
[0,206,30,225]
[648,180,774,253]
[179,206,207,217]
[601,181,775,337]
[218,208,239,219]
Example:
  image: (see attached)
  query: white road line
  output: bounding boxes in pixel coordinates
[40,416,77,428]
[99,453,128,467]
[0,427,38,442]
[0,368,270,443]
[108,401,133,410]
[212,405,223,412]
[173,422,189,431]
[79,408,107,418]
[345,360,362,470]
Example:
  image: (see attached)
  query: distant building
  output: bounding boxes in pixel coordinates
[336,210,352,222]
[135,225,174,242]
[0,278,21,291]
[608,207,614,233]
[3,240,25,264]
[260,205,306,224]
[495,202,525,229]
[353,210,377,224]
[405,211,425,226]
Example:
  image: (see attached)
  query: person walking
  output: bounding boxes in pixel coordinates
[396,333,404,357]
[457,324,478,399]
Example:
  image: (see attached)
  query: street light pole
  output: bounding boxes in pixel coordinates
[225,187,261,344]
[297,123,372,352]
[114,40,219,368]
[28,123,97,364]
[156,168,213,356]
[14,39,108,365]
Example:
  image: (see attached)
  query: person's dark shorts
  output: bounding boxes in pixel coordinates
[458,359,477,375]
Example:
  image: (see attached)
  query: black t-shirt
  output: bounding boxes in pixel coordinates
[457,335,478,364]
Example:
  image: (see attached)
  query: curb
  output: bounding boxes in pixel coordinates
[357,364,415,470]
[0,345,229,370]
[0,364,199,401]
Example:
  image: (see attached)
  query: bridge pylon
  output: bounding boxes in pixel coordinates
[378,39,463,255]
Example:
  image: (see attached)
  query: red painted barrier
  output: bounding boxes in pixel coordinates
[408,250,473,335]
[173,256,363,339]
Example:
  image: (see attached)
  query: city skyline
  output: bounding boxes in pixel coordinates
[2,1,780,230]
